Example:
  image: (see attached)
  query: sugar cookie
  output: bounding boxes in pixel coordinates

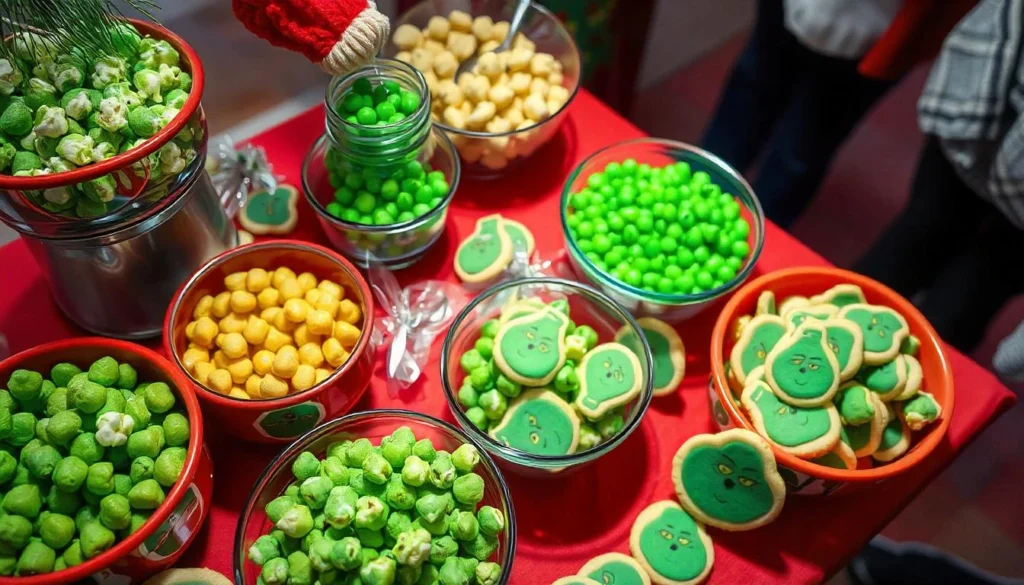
[873,405,911,462]
[630,500,714,585]
[237,229,255,245]
[782,304,838,330]
[899,390,941,431]
[553,578,602,585]
[900,334,921,356]
[455,213,514,283]
[490,388,580,455]
[756,291,777,316]
[837,304,909,365]
[822,318,864,380]
[616,317,685,397]
[238,184,298,235]
[811,437,857,470]
[843,392,889,458]
[143,568,233,585]
[493,308,570,386]
[502,217,535,255]
[809,283,866,308]
[856,355,907,402]
[578,552,651,585]
[741,381,841,459]
[835,382,877,426]
[764,322,841,407]
[497,295,548,327]
[893,354,922,401]
[777,295,810,315]
[729,314,787,387]
[576,342,644,419]
[672,428,786,531]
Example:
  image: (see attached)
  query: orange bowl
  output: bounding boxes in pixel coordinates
[0,338,212,584]
[709,267,954,494]
[164,240,375,443]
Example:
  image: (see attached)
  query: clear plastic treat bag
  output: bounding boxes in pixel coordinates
[206,135,278,219]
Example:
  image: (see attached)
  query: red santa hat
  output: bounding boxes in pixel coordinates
[232,0,390,76]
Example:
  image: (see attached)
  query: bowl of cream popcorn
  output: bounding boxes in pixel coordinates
[164,241,376,444]
[384,0,581,177]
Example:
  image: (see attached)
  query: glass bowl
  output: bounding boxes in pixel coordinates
[234,409,517,584]
[302,128,460,269]
[384,0,582,179]
[561,138,766,323]
[441,277,654,476]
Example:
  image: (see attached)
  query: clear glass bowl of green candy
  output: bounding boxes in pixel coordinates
[441,278,654,476]
[561,138,766,322]
[234,409,516,585]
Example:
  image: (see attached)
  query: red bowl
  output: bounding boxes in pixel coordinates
[709,267,954,495]
[0,338,212,584]
[164,240,376,443]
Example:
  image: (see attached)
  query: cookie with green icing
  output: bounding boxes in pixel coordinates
[578,552,651,585]
[782,304,838,330]
[454,213,514,283]
[501,217,535,256]
[838,304,910,365]
[672,428,786,531]
[835,382,876,426]
[893,354,922,402]
[777,295,810,315]
[856,355,907,402]
[237,229,255,246]
[809,284,867,308]
[900,334,921,356]
[741,381,840,458]
[490,388,580,455]
[729,314,787,387]
[616,317,685,397]
[822,318,864,380]
[494,308,570,386]
[811,439,857,470]
[756,291,777,316]
[553,578,602,585]
[873,405,911,462]
[238,184,298,235]
[899,390,941,431]
[576,342,644,419]
[497,295,549,327]
[842,392,889,458]
[143,568,233,585]
[629,500,714,585]
[764,322,841,407]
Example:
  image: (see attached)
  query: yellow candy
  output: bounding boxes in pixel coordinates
[257,287,281,310]
[272,267,297,289]
[318,280,343,300]
[224,272,247,292]
[212,350,230,369]
[214,333,226,348]
[207,368,233,394]
[261,307,281,323]
[272,309,298,333]
[211,291,231,319]
[333,321,362,349]
[294,324,321,347]
[245,374,263,398]
[264,327,293,352]
[182,347,209,371]
[252,349,276,376]
[260,374,289,399]
[229,387,250,400]
[230,290,258,314]
[191,317,219,348]
[322,338,349,368]
[298,342,325,367]
[296,272,318,293]
[314,368,332,384]
[218,332,249,359]
[226,356,254,385]
[306,309,334,336]
[193,295,214,319]
[219,312,248,334]
[246,268,271,293]
[315,292,339,319]
[278,278,303,302]
[185,321,197,341]
[193,361,215,385]
[272,345,300,378]
[284,298,310,323]
[304,288,322,306]
[243,315,271,346]
[292,364,316,392]
[338,299,362,325]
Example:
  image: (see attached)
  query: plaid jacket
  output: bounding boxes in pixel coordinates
[918,0,1024,229]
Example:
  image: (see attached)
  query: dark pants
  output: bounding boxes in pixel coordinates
[854,137,1024,352]
[701,0,893,228]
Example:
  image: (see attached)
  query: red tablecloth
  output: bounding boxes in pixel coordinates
[0,91,1016,585]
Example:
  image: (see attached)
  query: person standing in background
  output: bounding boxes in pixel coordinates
[701,0,977,229]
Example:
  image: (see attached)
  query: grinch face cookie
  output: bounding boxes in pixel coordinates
[741,381,840,458]
[494,308,570,386]
[783,304,838,330]
[576,342,644,419]
[811,439,857,470]
[454,214,513,283]
[856,355,907,402]
[630,501,714,585]
[843,392,889,458]
[501,218,535,256]
[672,429,786,531]
[778,295,810,315]
[899,390,941,431]
[873,406,911,462]
[579,553,651,585]
[756,291,777,316]
[616,317,686,397]
[823,319,864,380]
[239,184,298,235]
[490,389,580,455]
[809,284,866,308]
[893,354,923,402]
[764,322,840,407]
[729,315,787,386]
[553,578,602,585]
[835,382,876,426]
[838,304,909,365]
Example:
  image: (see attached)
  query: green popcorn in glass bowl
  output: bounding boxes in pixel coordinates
[90,55,127,90]
[76,197,108,219]
[56,134,95,165]
[97,96,129,132]
[104,81,144,109]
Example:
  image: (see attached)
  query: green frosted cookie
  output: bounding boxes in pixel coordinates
[899,390,941,431]
[838,304,909,365]
[756,290,777,316]
[764,322,841,407]
[493,308,570,386]
[835,382,876,426]
[823,318,864,380]
[729,314,787,387]
[842,392,889,458]
[629,500,714,585]
[575,342,644,419]
[616,317,686,397]
[454,213,514,283]
[741,381,841,458]
[811,438,857,470]
[856,355,907,402]
[578,552,651,585]
[809,284,867,308]
[490,389,580,456]
[893,354,923,402]
[553,578,602,585]
[782,304,838,330]
[873,405,911,463]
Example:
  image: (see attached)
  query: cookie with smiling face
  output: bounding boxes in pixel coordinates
[629,500,714,585]
[837,304,910,365]
[615,317,686,397]
[578,553,651,585]
[490,389,580,456]
[729,314,787,387]
[809,283,867,308]
[782,304,839,330]
[672,429,786,531]
[454,214,514,283]
[575,342,644,419]
[494,308,570,386]
[764,322,841,407]
[741,381,841,459]
[856,355,907,402]
[822,318,864,380]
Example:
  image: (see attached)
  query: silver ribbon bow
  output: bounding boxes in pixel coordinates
[206,135,278,219]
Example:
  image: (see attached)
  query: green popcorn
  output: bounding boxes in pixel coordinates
[476,506,504,537]
[124,396,151,429]
[308,537,333,572]
[97,96,128,132]
[324,486,358,529]
[86,357,119,386]
[477,390,506,421]
[362,452,392,485]
[0,515,32,551]
[480,320,500,339]
[554,364,579,395]
[80,521,115,558]
[411,439,436,463]
[46,409,81,446]
[0,142,14,172]
[62,539,83,567]
[8,369,43,401]
[596,411,625,439]
[10,150,42,173]
[0,406,10,441]
[429,452,456,490]
[438,556,476,585]
[113,363,137,390]
[9,412,37,447]
[86,462,115,496]
[179,71,192,92]
[326,440,351,461]
[346,438,374,467]
[393,527,431,567]
[320,456,349,487]
[390,427,416,447]
[16,540,55,575]
[261,556,289,585]
[126,426,163,459]
[103,81,143,108]
[330,536,361,571]
[452,474,484,506]
[450,444,479,474]
[428,535,458,567]
[161,412,189,447]
[32,105,68,138]
[457,382,478,409]
[494,374,521,399]
[68,376,107,414]
[165,88,187,109]
[475,561,501,585]
[75,506,98,533]
[38,513,74,549]
[359,555,396,585]
[0,58,23,96]
[578,423,601,451]
[127,105,159,138]
[23,443,61,479]
[357,528,384,548]
[3,484,42,518]
[400,455,429,487]
[574,325,599,349]
[384,510,412,543]
[99,493,131,530]
[45,485,81,516]
[354,496,388,531]
[293,451,321,482]
[133,69,161,103]
[384,474,416,511]
[90,55,127,89]
[97,388,127,418]
[76,198,109,220]
[414,492,449,525]
[474,337,494,360]
[248,534,282,566]
[66,117,86,136]
[52,61,84,93]
[62,88,93,120]
[43,387,67,417]
[278,504,314,539]
[128,456,154,485]
[153,447,186,487]
[110,22,142,58]
[123,477,163,512]
[459,532,498,562]
[266,495,298,524]
[459,349,484,374]
[448,510,479,541]
[143,382,175,413]
[113,473,132,496]
[138,39,180,69]
[55,132,95,165]
[156,140,190,174]
[157,63,183,91]
[299,476,334,510]
[380,437,411,470]
[24,78,58,111]
[96,412,135,448]
[469,365,494,392]
[69,433,105,465]
[0,451,16,484]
